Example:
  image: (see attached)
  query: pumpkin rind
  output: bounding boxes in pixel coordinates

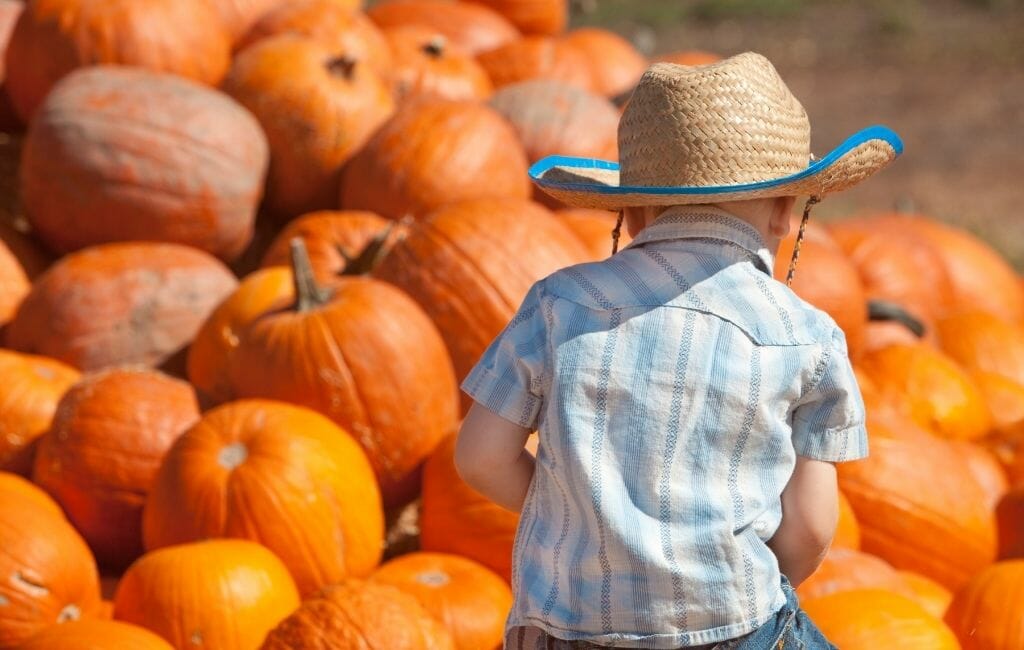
[367,0,519,56]
[259,210,393,282]
[461,0,566,36]
[796,547,914,602]
[562,27,647,98]
[477,36,593,92]
[944,560,1024,650]
[385,26,493,102]
[555,208,630,260]
[834,489,862,550]
[17,619,174,650]
[899,571,953,620]
[803,589,960,650]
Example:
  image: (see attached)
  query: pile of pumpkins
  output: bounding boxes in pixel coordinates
[0,0,1021,648]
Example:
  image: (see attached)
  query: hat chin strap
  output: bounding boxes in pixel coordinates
[785,195,821,287]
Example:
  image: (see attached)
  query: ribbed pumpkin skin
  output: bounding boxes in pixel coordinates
[385,27,493,102]
[32,369,200,571]
[834,489,862,550]
[899,571,953,620]
[555,209,630,261]
[477,36,593,92]
[858,344,991,441]
[0,475,102,648]
[259,210,392,282]
[224,35,394,219]
[4,0,231,124]
[341,99,531,220]
[948,441,1008,511]
[0,350,80,475]
[113,540,300,650]
[837,416,997,590]
[803,589,960,650]
[371,552,512,650]
[368,0,519,56]
[796,548,914,602]
[260,580,455,650]
[937,311,1024,387]
[6,243,238,373]
[0,238,28,328]
[945,560,1024,650]
[373,199,588,404]
[21,67,268,260]
[461,0,566,36]
[562,28,647,98]
[17,619,174,650]
[143,400,384,596]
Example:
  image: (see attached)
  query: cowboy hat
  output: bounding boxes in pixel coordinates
[529,52,903,210]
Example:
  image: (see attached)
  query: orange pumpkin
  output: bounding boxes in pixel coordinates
[972,372,1024,448]
[995,484,1024,559]
[0,237,28,329]
[203,0,296,44]
[259,210,393,282]
[6,243,238,373]
[0,1,23,130]
[32,368,200,571]
[143,399,384,596]
[385,27,493,102]
[803,589,960,649]
[834,489,861,550]
[0,350,80,475]
[797,548,913,602]
[371,552,512,650]
[858,343,991,441]
[0,473,102,647]
[0,221,53,280]
[654,51,722,66]
[555,208,631,261]
[373,199,587,406]
[477,36,593,91]
[367,0,519,56]
[899,571,953,620]
[113,539,300,649]
[947,440,1008,511]
[341,99,531,220]
[21,66,268,260]
[945,560,1024,649]
[5,0,231,124]
[937,311,1024,387]
[224,35,394,219]
[837,415,996,590]
[461,0,566,36]
[17,619,174,650]
[562,27,646,98]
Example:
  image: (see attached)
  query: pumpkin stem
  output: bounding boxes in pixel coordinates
[423,36,447,58]
[342,221,402,276]
[290,238,333,311]
[326,56,358,80]
[868,299,927,338]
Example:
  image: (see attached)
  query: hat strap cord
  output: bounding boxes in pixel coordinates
[611,210,625,255]
[785,195,821,286]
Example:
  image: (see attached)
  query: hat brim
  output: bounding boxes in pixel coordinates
[529,125,904,210]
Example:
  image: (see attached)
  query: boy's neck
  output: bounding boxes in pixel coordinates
[626,198,796,254]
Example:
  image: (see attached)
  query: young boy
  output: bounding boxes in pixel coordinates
[455,52,903,649]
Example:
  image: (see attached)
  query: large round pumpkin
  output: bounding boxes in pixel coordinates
[899,571,953,620]
[367,0,519,56]
[6,243,238,373]
[948,440,1009,511]
[32,368,200,571]
[203,0,291,44]
[385,26,493,102]
[555,208,630,261]
[477,36,593,91]
[113,539,300,650]
[224,35,394,219]
[0,350,80,475]
[834,489,862,550]
[21,66,268,260]
[143,399,384,596]
[5,0,232,124]
[341,99,531,220]
[796,548,914,602]
[803,589,960,650]
[562,27,646,98]
[0,473,102,648]
[461,0,566,36]
[260,580,455,650]
[936,311,1024,387]
[259,210,393,282]
[371,552,512,650]
[372,199,588,402]
[17,619,174,650]
[944,560,1024,650]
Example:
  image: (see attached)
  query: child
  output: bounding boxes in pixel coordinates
[455,52,902,649]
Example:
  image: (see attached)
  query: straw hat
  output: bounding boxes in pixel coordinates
[529,52,903,209]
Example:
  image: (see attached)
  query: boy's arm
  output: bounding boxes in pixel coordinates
[767,456,839,587]
[454,402,535,513]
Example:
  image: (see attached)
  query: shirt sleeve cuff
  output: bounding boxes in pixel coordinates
[461,364,541,430]
[793,422,869,462]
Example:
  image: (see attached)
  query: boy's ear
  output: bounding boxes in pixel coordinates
[769,197,797,238]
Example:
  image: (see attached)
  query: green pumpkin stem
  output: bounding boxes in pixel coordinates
[867,299,927,338]
[341,221,403,276]
[290,238,332,311]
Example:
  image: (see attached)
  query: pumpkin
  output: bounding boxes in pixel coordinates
[261,579,455,650]
[32,368,200,571]
[947,441,1008,511]
[372,199,588,404]
[477,36,593,92]
[259,210,393,282]
[21,66,268,261]
[0,224,27,328]
[0,350,80,475]
[555,208,630,260]
[341,99,531,220]
[796,548,913,602]
[5,0,232,124]
[936,311,1024,387]
[562,28,646,98]
[385,27,493,102]
[858,343,991,441]
[367,0,519,56]
[0,221,53,280]
[203,0,294,44]
[461,0,566,36]
[113,539,300,649]
[971,372,1024,449]
[17,619,174,650]
[0,0,23,130]
[224,35,394,219]
[802,589,960,650]
[837,415,997,590]
[995,485,1024,559]
[6,242,238,374]
[945,560,1024,649]
[0,473,102,647]
[143,399,384,596]
[899,571,953,620]
[371,552,512,650]
[834,489,861,550]
[238,0,392,78]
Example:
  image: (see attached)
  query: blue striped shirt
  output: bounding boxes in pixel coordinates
[462,206,868,649]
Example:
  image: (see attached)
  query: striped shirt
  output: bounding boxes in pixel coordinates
[461,206,868,649]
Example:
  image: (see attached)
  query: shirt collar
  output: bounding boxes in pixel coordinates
[621,205,776,275]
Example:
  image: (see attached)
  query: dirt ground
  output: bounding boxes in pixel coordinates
[576,0,1024,268]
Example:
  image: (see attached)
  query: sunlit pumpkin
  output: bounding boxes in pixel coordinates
[385,26,493,102]
[947,440,1008,511]
[367,0,519,56]
[555,209,630,261]
[944,560,1024,650]
[477,36,593,91]
[461,0,566,36]
[899,571,953,620]
[259,210,393,282]
[834,489,861,550]
[803,589,960,650]
[936,311,1024,387]
[562,27,646,98]
[17,619,174,650]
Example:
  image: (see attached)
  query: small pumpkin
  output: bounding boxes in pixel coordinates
[562,28,647,98]
[796,548,914,602]
[477,36,593,92]
[460,0,567,36]
[113,539,300,650]
[367,0,519,56]
[944,560,1024,650]
[899,571,953,620]
[17,619,174,650]
[259,210,393,282]
[803,589,960,650]
[385,26,493,102]
[555,208,631,260]
[371,552,512,650]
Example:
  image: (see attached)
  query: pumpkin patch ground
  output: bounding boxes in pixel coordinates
[0,0,1020,648]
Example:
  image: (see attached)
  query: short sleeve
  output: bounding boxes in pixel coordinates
[790,326,868,462]
[460,281,550,430]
